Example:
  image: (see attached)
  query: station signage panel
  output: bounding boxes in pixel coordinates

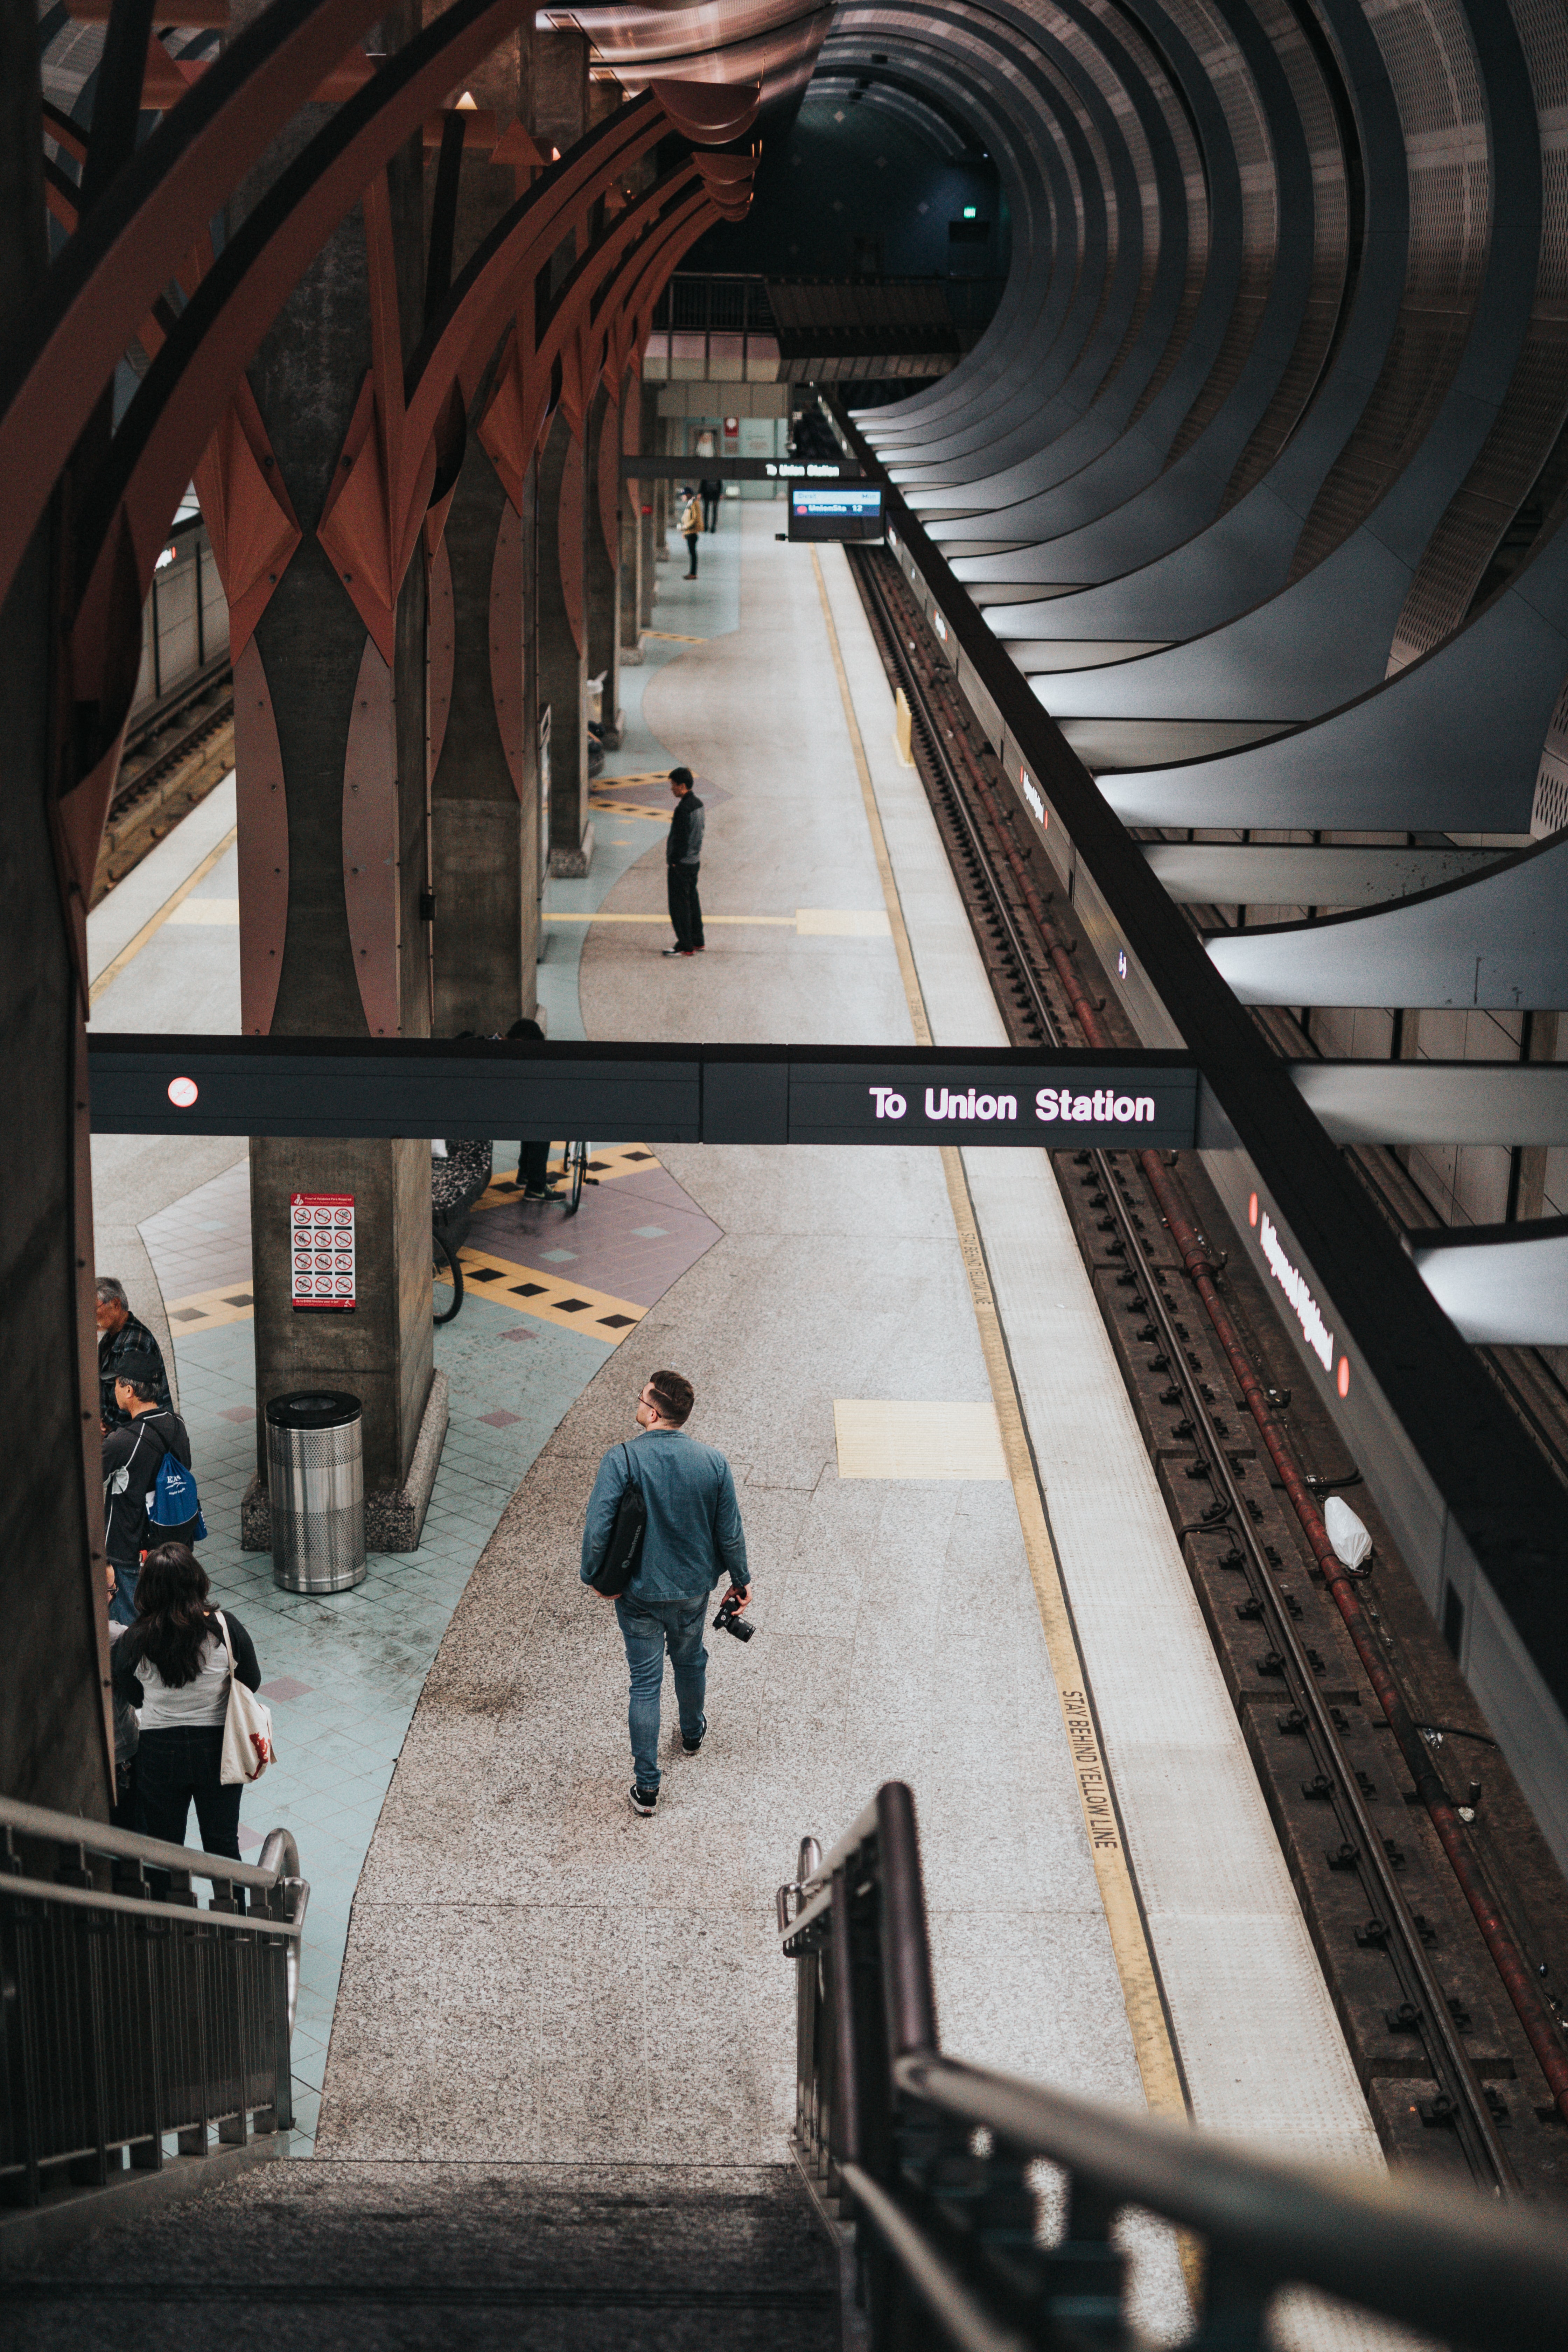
[787,1060,1197,1148]
[88,1041,1199,1151]
[787,484,886,543]
[290,1192,356,1312]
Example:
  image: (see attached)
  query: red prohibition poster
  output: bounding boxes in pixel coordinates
[290,1194,356,1313]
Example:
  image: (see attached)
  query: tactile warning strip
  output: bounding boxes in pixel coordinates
[833,1398,1009,1480]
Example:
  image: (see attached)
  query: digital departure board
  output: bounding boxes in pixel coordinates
[788,484,886,542]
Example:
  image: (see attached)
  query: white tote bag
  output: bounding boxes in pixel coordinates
[215,1610,275,1784]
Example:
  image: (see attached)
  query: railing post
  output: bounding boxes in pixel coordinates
[0,1874,44,2206]
[874,1783,937,2060]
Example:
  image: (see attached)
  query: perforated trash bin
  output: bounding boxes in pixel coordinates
[265,1391,366,1593]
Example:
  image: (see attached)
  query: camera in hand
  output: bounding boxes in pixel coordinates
[714,1591,754,1643]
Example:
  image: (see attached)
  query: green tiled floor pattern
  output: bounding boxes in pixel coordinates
[163,1276,614,2151]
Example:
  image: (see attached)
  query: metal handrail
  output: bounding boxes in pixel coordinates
[781,1783,1568,2352]
[0,1790,294,1891]
[258,1826,308,2036]
[1,1791,308,2209]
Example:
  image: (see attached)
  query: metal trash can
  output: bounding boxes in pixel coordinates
[265,1391,366,1593]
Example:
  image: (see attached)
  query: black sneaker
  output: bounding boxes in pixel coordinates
[628,1784,658,1816]
[662,947,694,958]
[522,1186,562,1202]
[681,1727,705,1754]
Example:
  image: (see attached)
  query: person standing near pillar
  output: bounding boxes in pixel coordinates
[663,768,705,958]
[679,486,702,578]
[700,477,723,532]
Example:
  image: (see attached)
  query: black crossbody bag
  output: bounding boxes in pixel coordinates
[586,1444,647,1596]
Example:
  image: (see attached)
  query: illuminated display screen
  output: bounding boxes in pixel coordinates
[788,484,886,543]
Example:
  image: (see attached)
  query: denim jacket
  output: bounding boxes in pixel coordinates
[580,1428,748,1602]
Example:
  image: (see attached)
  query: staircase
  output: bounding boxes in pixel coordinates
[3,2161,840,2347]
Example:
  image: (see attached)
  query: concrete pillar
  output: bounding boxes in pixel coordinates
[532,26,589,161]
[538,408,593,876]
[639,384,660,625]
[231,3,440,1549]
[586,383,623,744]
[427,25,541,1033]
[653,410,672,563]
[0,1,111,1811]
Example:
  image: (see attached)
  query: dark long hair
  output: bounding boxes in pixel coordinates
[121,1543,214,1686]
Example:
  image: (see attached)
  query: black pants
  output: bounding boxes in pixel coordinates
[667,861,704,951]
[135,1725,242,1860]
[517,1139,553,1192]
[702,495,719,530]
[684,532,699,576]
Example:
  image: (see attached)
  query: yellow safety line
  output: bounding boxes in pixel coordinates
[542,911,796,925]
[642,629,705,644]
[812,540,1191,2130]
[89,826,239,1007]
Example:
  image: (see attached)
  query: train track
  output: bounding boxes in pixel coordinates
[847,539,1568,2202]
[93,667,234,904]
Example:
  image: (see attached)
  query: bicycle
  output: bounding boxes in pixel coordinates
[552,1139,597,1216]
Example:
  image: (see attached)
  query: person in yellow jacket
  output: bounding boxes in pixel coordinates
[679,487,702,578]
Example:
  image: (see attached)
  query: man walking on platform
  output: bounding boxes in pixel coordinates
[662,767,705,957]
[699,476,723,531]
[581,1368,750,1816]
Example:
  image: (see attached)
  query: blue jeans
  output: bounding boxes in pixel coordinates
[108,1559,139,1627]
[615,1592,708,1791]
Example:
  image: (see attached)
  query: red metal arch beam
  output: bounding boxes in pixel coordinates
[0,0,525,615]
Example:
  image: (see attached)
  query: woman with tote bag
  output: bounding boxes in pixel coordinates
[111,1541,273,1863]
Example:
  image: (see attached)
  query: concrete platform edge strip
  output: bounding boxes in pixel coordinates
[0,2133,288,2271]
[812,541,1190,2143]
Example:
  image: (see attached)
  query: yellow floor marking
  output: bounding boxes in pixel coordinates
[642,629,705,643]
[88,826,239,1006]
[162,1280,255,1332]
[812,542,1192,2137]
[435,1246,645,1340]
[833,1399,1007,1480]
[811,552,932,1045]
[542,910,890,933]
[588,800,671,823]
[166,898,240,924]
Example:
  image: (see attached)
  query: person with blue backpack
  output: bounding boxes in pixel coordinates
[102,1356,206,1626]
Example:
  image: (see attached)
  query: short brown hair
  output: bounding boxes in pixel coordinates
[646,1369,694,1426]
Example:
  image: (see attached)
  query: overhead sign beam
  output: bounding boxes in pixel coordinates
[620,456,863,482]
[87,1037,1199,1149]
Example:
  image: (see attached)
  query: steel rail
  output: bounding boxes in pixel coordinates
[846,543,1522,2192]
[889,2054,1568,2352]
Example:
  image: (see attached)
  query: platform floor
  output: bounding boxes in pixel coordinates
[87,504,1395,2345]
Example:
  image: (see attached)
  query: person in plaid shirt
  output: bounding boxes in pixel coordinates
[97,1276,171,1430]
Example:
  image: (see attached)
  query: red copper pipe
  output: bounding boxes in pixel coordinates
[891,574,1568,2125]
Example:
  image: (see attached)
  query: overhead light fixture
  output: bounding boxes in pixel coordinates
[962,205,976,218]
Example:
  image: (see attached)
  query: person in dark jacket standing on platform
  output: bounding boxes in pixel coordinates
[102,1361,196,1626]
[112,1542,263,1860]
[581,1368,750,1816]
[97,1276,171,1429]
[699,476,723,531]
[663,767,706,958]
